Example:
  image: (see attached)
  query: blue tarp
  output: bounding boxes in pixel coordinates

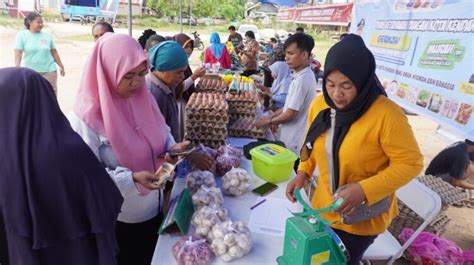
[64,0,97,7]
[258,0,308,7]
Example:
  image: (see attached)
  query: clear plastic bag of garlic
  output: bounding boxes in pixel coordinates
[192,186,224,209]
[191,204,229,239]
[221,167,250,196]
[209,220,253,262]
[172,235,214,265]
[185,170,216,194]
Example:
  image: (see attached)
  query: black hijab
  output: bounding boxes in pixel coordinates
[0,68,123,250]
[301,34,387,192]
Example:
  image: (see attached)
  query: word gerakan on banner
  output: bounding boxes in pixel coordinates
[350,0,474,139]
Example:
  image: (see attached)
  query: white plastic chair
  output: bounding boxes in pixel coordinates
[362,179,442,264]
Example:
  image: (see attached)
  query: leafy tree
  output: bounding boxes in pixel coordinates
[147,0,245,20]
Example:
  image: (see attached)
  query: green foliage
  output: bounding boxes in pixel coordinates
[146,0,244,20]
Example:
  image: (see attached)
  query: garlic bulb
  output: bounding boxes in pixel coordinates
[221,168,250,196]
[191,204,229,239]
[192,186,224,209]
[185,170,216,194]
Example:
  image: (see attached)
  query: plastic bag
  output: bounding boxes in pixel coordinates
[399,228,472,264]
[209,220,253,262]
[186,170,216,194]
[218,145,242,157]
[191,204,229,239]
[192,186,224,209]
[172,235,213,265]
[215,146,241,176]
[222,167,250,196]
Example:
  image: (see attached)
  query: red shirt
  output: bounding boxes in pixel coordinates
[204,47,231,69]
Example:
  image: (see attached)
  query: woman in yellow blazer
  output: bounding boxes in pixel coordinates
[286,34,423,264]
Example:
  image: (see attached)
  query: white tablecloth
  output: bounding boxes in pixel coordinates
[151,138,294,265]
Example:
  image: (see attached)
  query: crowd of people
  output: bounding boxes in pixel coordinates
[2,12,473,265]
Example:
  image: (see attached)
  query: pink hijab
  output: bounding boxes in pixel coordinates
[74,33,168,191]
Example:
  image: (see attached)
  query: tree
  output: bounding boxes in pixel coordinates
[147,0,245,20]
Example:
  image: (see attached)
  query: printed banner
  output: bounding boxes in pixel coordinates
[277,3,353,25]
[350,0,474,139]
[276,8,296,21]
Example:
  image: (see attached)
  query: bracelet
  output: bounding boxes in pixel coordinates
[269,117,273,125]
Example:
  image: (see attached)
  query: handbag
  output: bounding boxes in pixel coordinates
[325,109,391,225]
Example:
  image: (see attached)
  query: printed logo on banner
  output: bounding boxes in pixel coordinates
[369,34,412,65]
[418,39,465,70]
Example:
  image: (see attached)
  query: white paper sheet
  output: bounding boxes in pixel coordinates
[248,197,304,237]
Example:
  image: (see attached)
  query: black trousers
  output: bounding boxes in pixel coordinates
[116,214,162,265]
[333,229,377,265]
[0,212,9,265]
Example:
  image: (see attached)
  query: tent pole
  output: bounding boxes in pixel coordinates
[128,0,132,36]
[179,0,182,33]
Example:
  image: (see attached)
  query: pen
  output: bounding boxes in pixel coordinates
[250,199,267,210]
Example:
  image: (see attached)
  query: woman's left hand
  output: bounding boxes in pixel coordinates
[187,152,214,170]
[333,183,367,216]
[192,66,206,80]
[166,140,191,163]
[59,66,65,77]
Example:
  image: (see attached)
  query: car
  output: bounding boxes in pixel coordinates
[238,24,261,41]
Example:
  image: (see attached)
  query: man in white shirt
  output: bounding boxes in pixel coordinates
[256,33,317,163]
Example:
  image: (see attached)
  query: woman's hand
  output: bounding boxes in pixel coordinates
[286,172,308,202]
[192,66,206,80]
[132,171,163,190]
[166,140,191,163]
[333,183,367,215]
[255,83,270,93]
[59,66,65,77]
[187,152,214,171]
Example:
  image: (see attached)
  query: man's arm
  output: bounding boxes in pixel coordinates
[255,108,297,128]
[271,108,298,125]
[451,178,474,190]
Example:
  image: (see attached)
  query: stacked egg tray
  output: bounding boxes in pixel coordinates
[228,117,265,139]
[417,175,470,205]
[197,76,227,94]
[388,174,472,244]
[388,199,451,238]
[225,92,257,116]
[186,92,228,148]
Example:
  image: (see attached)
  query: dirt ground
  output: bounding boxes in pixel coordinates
[1,21,472,261]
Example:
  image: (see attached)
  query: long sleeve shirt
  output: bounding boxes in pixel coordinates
[298,95,423,236]
[68,112,176,223]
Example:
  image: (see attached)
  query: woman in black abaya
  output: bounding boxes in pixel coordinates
[0,67,123,265]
